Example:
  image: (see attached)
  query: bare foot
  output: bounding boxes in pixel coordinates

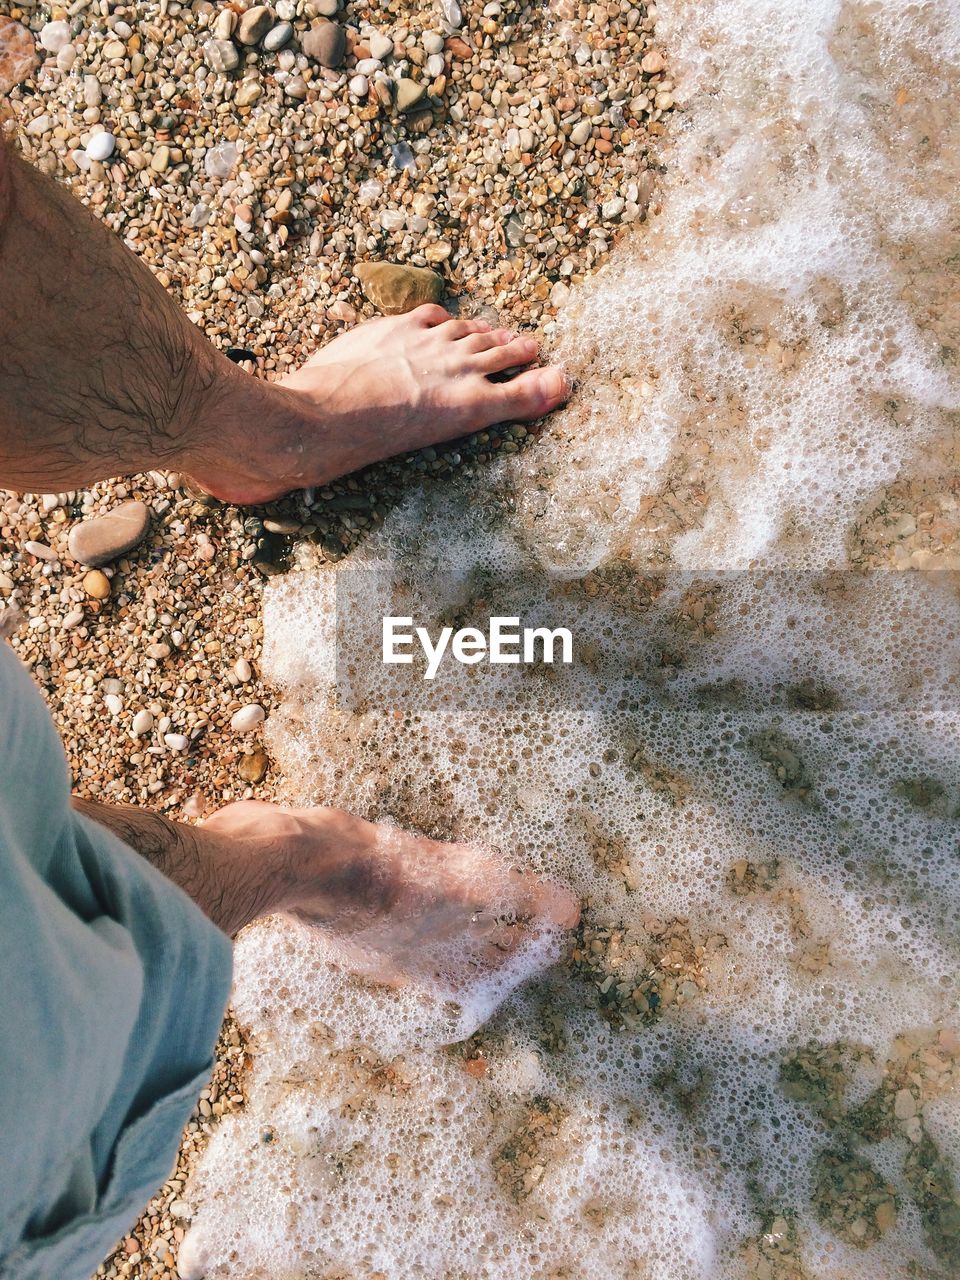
[188,306,569,504]
[202,800,579,987]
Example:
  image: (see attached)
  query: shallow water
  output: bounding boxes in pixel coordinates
[182,1,960,1276]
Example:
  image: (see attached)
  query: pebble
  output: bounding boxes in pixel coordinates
[164,733,190,753]
[23,539,58,562]
[132,709,155,737]
[314,0,340,14]
[67,500,151,567]
[0,19,38,95]
[231,703,266,732]
[83,76,102,108]
[235,80,263,107]
[39,21,71,55]
[82,569,111,600]
[395,77,427,113]
[368,33,394,61]
[151,145,171,174]
[234,657,253,682]
[263,21,293,51]
[423,32,445,55]
[214,9,237,40]
[85,132,115,163]
[104,693,124,717]
[355,262,444,314]
[204,39,240,73]
[302,20,345,68]
[204,142,239,179]
[570,119,593,146]
[602,196,625,219]
[349,75,369,97]
[238,6,275,46]
[238,748,269,784]
[425,53,446,79]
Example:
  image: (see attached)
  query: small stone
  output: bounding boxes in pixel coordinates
[302,20,345,67]
[40,20,71,55]
[314,0,340,14]
[24,114,51,137]
[146,642,171,661]
[423,31,445,54]
[62,607,85,630]
[369,32,394,60]
[164,733,190,753]
[204,142,239,178]
[150,145,171,173]
[23,539,58,562]
[641,48,665,74]
[349,74,369,97]
[231,703,266,732]
[570,119,592,146]
[132,709,154,737]
[263,21,293,51]
[0,19,39,95]
[68,500,150,567]
[395,77,427,112]
[238,6,275,46]
[203,38,239,73]
[602,196,625,219]
[238,748,269,784]
[85,132,115,162]
[894,1088,917,1120]
[235,79,263,106]
[83,75,102,107]
[284,74,307,99]
[441,0,463,31]
[214,9,237,40]
[82,569,111,599]
[104,693,124,717]
[234,657,252,682]
[355,262,444,314]
[425,53,445,79]
[102,39,126,60]
[56,43,77,72]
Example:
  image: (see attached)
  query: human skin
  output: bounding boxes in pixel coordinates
[0,138,569,503]
[1,137,579,975]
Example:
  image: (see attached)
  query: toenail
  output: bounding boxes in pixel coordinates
[540,368,567,402]
[521,337,537,354]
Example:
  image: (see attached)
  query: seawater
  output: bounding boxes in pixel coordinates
[181,0,960,1276]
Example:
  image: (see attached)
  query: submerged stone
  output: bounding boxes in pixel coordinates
[355,262,445,314]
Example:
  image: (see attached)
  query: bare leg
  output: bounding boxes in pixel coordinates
[77,797,579,985]
[0,140,569,502]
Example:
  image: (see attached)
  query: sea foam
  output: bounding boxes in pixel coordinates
[180,0,960,1276]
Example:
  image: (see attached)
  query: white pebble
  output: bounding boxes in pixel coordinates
[234,657,252,682]
[104,693,124,717]
[164,733,190,752]
[132,709,155,737]
[62,608,85,630]
[349,74,369,97]
[355,58,381,76]
[40,21,71,54]
[423,32,445,54]
[85,132,116,162]
[369,33,394,60]
[23,540,58,562]
[231,703,265,732]
[83,76,103,108]
[57,44,78,73]
[602,196,625,219]
[25,115,52,137]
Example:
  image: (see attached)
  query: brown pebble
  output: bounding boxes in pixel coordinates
[68,500,151,567]
[82,569,111,600]
[238,748,269,784]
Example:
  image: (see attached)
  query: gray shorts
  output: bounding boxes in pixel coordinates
[0,642,232,1280]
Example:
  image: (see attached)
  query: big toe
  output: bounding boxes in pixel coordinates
[486,365,570,422]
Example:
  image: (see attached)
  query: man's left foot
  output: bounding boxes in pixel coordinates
[188,307,570,504]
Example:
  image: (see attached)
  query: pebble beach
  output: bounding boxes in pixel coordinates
[0,1,674,1275]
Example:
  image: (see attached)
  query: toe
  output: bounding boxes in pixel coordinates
[486,364,570,421]
[412,303,454,326]
[475,334,539,373]
[460,327,519,355]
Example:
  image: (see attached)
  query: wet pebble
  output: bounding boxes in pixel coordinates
[68,500,150,568]
[231,703,266,732]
